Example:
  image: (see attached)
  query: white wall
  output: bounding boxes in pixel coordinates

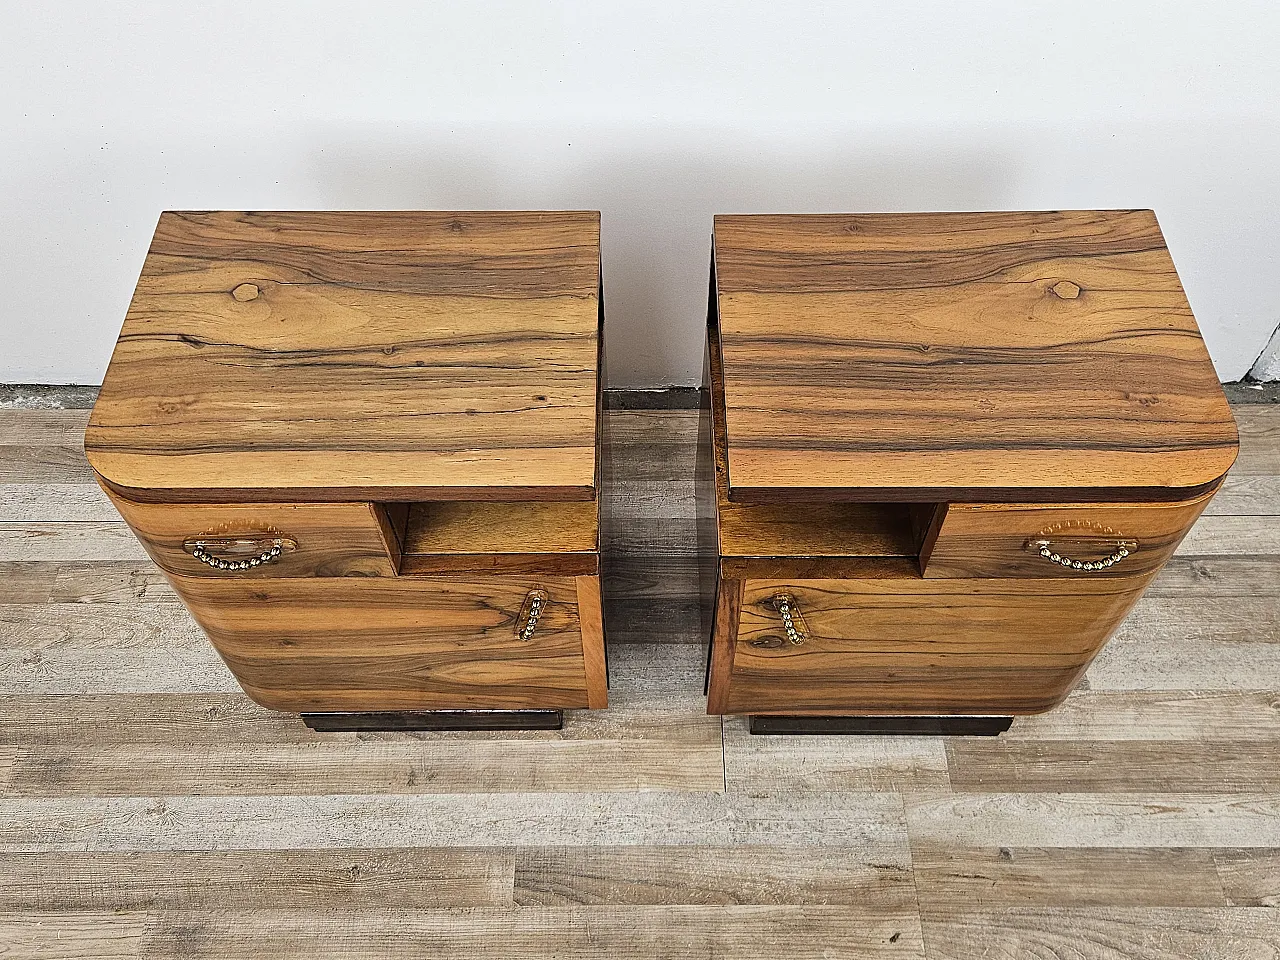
[3,1,1279,386]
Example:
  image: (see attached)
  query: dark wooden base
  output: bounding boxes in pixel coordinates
[301,710,564,732]
[748,715,1013,736]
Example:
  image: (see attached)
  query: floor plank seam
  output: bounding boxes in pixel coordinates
[0,402,1278,953]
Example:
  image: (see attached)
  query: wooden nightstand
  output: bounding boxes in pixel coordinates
[701,210,1238,734]
[86,211,607,729]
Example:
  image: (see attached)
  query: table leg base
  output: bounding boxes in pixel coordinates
[748,715,1013,736]
[301,710,564,732]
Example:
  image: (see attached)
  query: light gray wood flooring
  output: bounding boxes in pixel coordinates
[0,402,1278,957]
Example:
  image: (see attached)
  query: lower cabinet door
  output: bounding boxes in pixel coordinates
[169,573,607,712]
[708,575,1152,716]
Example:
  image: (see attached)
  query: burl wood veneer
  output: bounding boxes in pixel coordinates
[87,211,607,716]
[702,210,1238,721]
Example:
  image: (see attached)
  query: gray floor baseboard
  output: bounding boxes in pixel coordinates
[0,384,100,409]
[603,387,702,410]
[0,384,706,411]
[3,382,1271,410]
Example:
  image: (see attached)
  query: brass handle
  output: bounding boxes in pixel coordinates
[758,593,807,646]
[183,535,296,571]
[1030,539,1135,571]
[516,589,548,641]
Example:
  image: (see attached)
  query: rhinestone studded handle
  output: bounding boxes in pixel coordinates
[773,594,806,646]
[1032,540,1135,572]
[184,536,295,572]
[517,589,548,641]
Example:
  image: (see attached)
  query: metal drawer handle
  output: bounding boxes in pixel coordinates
[1031,539,1135,571]
[516,589,548,641]
[184,536,296,571]
[757,593,807,646]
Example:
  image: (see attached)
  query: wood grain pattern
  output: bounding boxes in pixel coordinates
[945,738,1280,793]
[0,912,146,959]
[919,907,1280,959]
[0,443,95,483]
[168,573,598,712]
[0,792,909,850]
[924,489,1215,579]
[0,849,515,910]
[135,907,925,960]
[721,718,951,791]
[85,210,601,502]
[84,211,606,717]
[0,482,117,522]
[704,290,920,560]
[903,792,1280,848]
[705,577,743,714]
[704,214,1234,719]
[576,574,609,709]
[102,492,400,578]
[1214,850,1280,907]
[713,211,1238,501]
[712,575,1155,715]
[1229,406,1280,475]
[3,740,722,796]
[0,686,716,748]
[400,501,599,575]
[512,846,915,906]
[4,400,1279,960]
[720,502,918,559]
[911,845,1228,908]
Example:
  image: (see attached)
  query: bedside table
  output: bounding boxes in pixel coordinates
[86,210,607,729]
[701,210,1238,734]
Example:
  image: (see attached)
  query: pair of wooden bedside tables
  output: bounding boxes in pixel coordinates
[85,209,1238,734]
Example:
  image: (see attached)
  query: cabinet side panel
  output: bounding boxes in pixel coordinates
[576,574,608,708]
[696,321,719,655]
[706,577,744,714]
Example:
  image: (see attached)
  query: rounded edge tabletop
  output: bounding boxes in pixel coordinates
[85,210,603,503]
[710,210,1240,503]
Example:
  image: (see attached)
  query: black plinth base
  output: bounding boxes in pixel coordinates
[301,710,564,732]
[748,715,1014,736]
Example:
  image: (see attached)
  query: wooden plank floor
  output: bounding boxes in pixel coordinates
[1,399,1279,958]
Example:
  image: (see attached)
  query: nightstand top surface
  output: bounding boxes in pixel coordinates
[86,210,601,501]
[711,210,1238,501]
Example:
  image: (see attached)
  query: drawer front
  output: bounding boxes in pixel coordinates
[104,491,401,579]
[923,490,1216,580]
[170,573,607,712]
[709,576,1151,716]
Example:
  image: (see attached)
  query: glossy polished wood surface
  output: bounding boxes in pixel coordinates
[713,210,1238,501]
[703,212,1237,718]
[924,488,1216,580]
[105,494,402,579]
[171,573,604,712]
[85,211,601,503]
[713,575,1157,716]
[402,502,598,557]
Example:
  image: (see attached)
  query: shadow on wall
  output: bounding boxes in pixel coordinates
[303,126,1016,388]
[6,118,1275,384]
